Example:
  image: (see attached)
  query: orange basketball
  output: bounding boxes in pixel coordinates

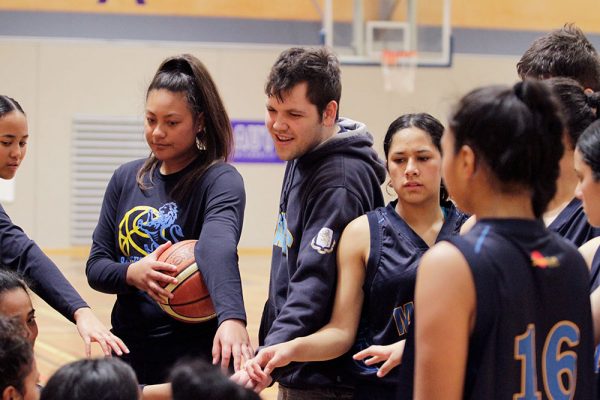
[157,240,216,323]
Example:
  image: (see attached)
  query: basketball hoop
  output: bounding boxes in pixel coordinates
[380,50,418,93]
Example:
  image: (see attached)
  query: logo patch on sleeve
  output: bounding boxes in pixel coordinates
[311,227,336,254]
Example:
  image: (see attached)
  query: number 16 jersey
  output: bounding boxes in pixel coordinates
[447,218,594,399]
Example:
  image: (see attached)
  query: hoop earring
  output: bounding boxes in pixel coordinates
[385,180,396,197]
[196,131,206,151]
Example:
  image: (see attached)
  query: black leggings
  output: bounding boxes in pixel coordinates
[117,319,218,384]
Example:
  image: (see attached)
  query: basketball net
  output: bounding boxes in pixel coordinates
[381,50,418,93]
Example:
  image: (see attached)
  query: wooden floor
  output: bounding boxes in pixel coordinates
[35,248,278,400]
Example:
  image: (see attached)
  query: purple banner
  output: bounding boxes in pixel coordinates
[231,120,282,163]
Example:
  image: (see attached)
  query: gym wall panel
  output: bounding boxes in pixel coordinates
[0,37,521,249]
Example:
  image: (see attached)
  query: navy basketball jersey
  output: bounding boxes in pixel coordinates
[548,198,600,247]
[590,247,600,292]
[450,219,593,399]
[349,201,467,398]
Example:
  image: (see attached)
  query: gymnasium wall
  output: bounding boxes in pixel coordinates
[0,1,598,249]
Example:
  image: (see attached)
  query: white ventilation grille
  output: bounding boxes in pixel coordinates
[71,116,148,245]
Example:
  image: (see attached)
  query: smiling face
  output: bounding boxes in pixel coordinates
[574,148,600,226]
[265,82,337,161]
[0,111,28,180]
[387,127,442,207]
[0,288,38,345]
[144,89,202,174]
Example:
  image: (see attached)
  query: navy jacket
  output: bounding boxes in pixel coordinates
[259,118,386,389]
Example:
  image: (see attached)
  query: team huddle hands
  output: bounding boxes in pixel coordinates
[3,22,600,400]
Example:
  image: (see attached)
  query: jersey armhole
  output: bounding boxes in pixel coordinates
[364,210,383,292]
[444,235,497,341]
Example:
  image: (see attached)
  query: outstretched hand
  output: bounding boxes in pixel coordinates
[231,368,272,393]
[245,341,296,381]
[73,307,129,357]
[212,319,254,372]
[126,241,178,302]
[352,340,406,377]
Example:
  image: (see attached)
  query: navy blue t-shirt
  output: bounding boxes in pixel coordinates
[349,201,466,399]
[86,159,246,382]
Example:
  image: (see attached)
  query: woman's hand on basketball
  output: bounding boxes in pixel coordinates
[212,319,253,372]
[352,340,406,377]
[73,307,129,357]
[126,241,178,302]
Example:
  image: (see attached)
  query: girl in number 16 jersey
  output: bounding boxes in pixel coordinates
[412,81,594,399]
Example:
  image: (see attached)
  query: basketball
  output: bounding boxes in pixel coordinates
[156,240,216,323]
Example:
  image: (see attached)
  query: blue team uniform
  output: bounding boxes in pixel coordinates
[549,198,600,247]
[349,201,466,399]
[399,219,594,399]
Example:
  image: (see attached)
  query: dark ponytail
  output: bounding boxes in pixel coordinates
[137,54,233,204]
[449,80,564,218]
[576,119,600,181]
[543,77,598,149]
[383,113,450,206]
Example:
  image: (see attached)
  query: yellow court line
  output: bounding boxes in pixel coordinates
[35,340,79,364]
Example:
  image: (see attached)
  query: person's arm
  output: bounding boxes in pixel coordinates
[247,215,368,378]
[0,206,88,320]
[141,383,171,400]
[460,215,476,235]
[579,236,600,271]
[414,242,475,400]
[263,187,368,347]
[86,170,136,294]
[0,205,127,356]
[591,286,600,345]
[194,166,251,372]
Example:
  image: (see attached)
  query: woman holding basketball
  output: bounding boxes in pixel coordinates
[408,81,594,399]
[244,113,467,398]
[0,95,127,358]
[87,54,251,384]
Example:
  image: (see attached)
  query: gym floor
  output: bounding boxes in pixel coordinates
[35,248,278,400]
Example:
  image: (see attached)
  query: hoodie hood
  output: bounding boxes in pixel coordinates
[299,117,387,184]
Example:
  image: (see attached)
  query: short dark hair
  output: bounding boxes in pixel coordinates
[137,53,234,203]
[577,120,600,182]
[543,77,600,149]
[170,359,260,400]
[383,113,450,205]
[0,316,34,396]
[448,80,564,218]
[0,95,25,118]
[517,24,600,91]
[40,358,139,400]
[265,47,342,120]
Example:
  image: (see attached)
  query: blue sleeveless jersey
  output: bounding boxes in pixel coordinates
[348,201,467,398]
[457,219,593,398]
[549,198,600,247]
[591,247,600,292]
[399,219,594,399]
